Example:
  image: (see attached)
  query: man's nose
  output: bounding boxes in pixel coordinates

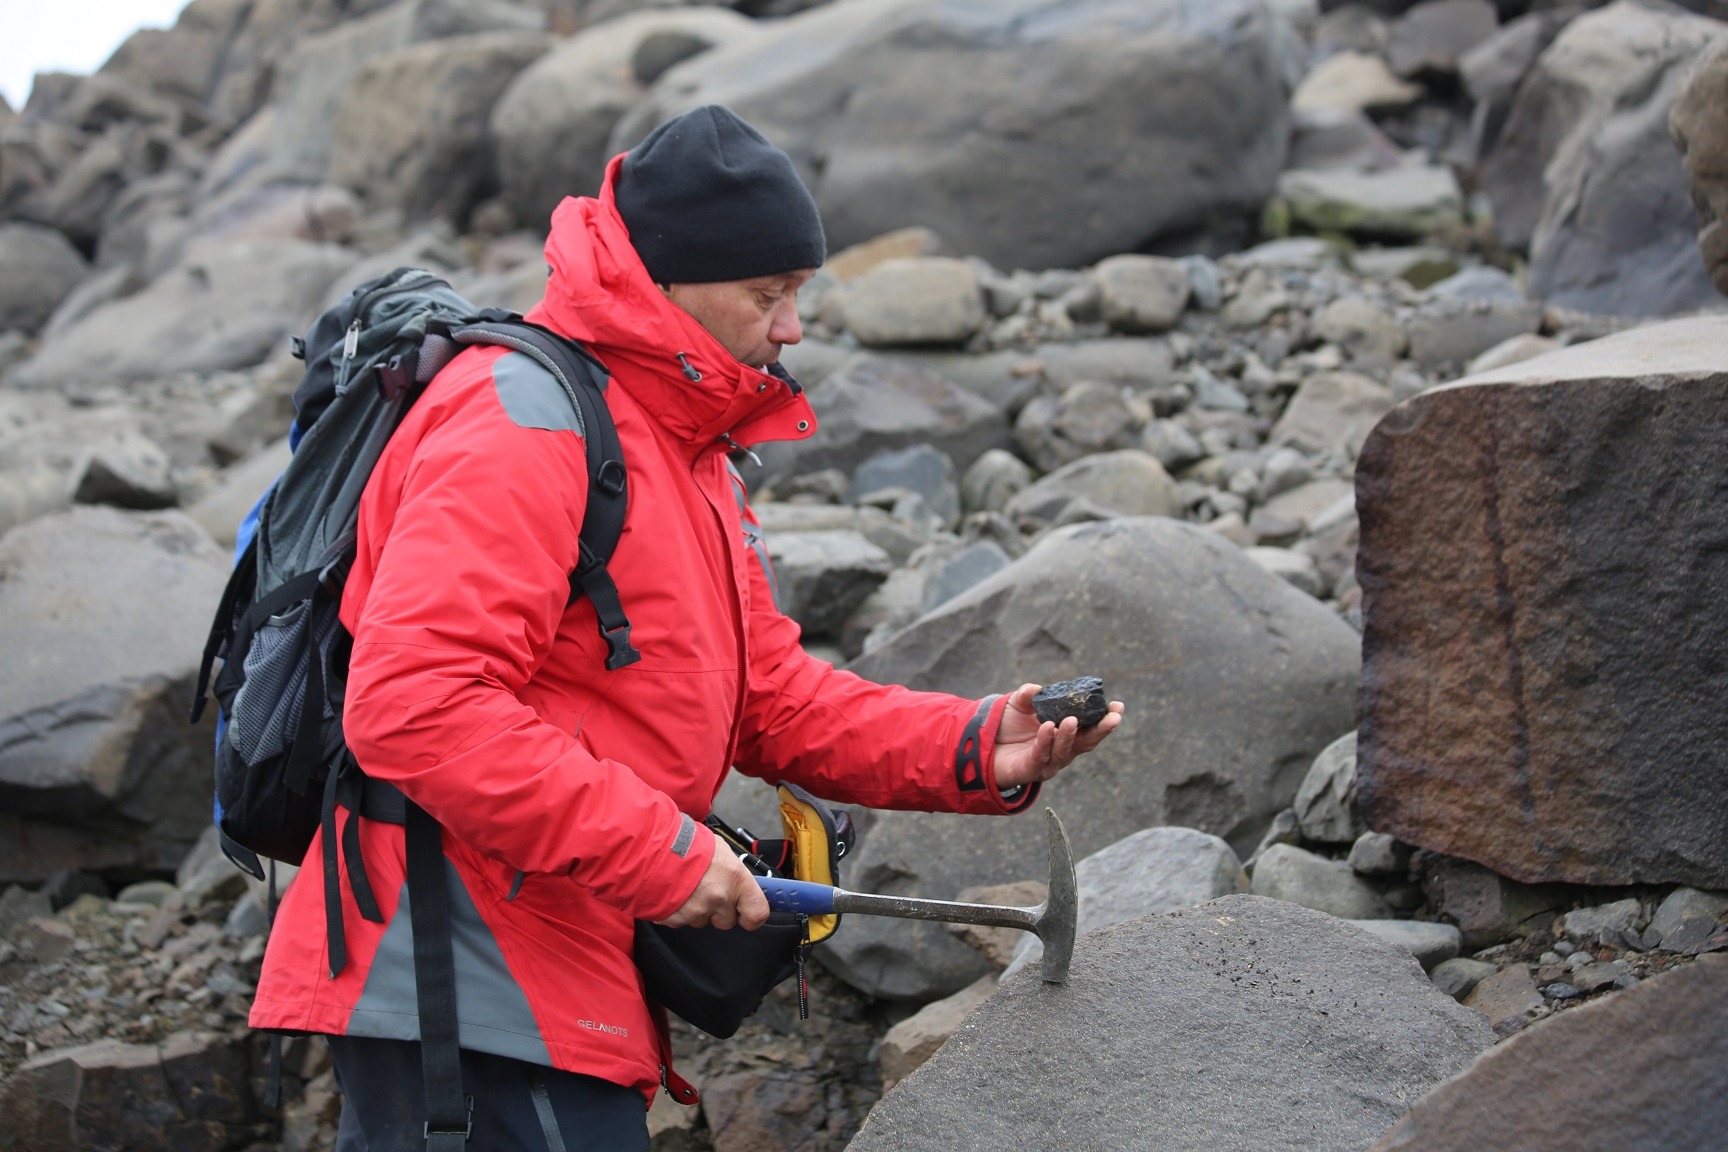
[768,299,803,347]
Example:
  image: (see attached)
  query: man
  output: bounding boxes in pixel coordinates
[250,105,1123,1149]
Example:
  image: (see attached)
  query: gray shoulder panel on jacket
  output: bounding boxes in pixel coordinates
[492,351,584,434]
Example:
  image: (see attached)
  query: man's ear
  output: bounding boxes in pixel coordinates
[657,282,674,299]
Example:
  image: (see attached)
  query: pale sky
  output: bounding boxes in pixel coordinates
[0,0,191,111]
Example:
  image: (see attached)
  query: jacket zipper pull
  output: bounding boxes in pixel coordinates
[343,319,361,360]
[677,353,702,382]
[720,433,763,468]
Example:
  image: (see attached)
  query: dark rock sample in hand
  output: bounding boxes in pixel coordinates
[848,896,1492,1152]
[1031,677,1107,728]
[1356,316,1728,889]
[1371,955,1728,1151]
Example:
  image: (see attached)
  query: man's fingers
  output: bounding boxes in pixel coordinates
[738,881,770,931]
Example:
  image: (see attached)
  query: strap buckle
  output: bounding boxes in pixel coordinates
[423,1095,475,1142]
[601,622,641,671]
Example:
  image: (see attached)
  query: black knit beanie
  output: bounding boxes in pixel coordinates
[616,105,827,284]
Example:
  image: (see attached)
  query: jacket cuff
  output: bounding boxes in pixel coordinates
[954,694,1038,815]
[629,813,716,922]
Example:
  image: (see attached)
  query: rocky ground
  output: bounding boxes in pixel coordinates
[4,0,1728,1148]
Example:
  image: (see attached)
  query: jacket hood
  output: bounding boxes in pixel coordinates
[527,153,817,458]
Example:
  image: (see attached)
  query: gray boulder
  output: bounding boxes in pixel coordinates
[1478,1,1725,314]
[269,0,547,183]
[1430,956,1497,1000]
[614,0,1296,270]
[491,8,760,226]
[1094,255,1191,334]
[11,240,354,390]
[839,258,986,348]
[830,519,1361,999]
[1345,919,1462,971]
[1251,843,1392,920]
[1418,856,1568,951]
[851,445,960,529]
[848,896,1494,1152]
[753,355,1011,492]
[1371,955,1728,1152]
[918,541,1011,614]
[1649,887,1728,951]
[1003,826,1246,978]
[1313,296,1406,369]
[0,222,89,335]
[328,34,549,222]
[1293,731,1364,844]
[1405,303,1542,373]
[959,449,1032,515]
[1556,899,1644,950]
[1270,371,1396,460]
[1013,383,1150,475]
[1003,450,1182,529]
[0,508,229,885]
[1386,0,1499,79]
[1277,166,1464,239]
[764,530,893,638]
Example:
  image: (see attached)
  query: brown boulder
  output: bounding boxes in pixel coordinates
[1375,955,1728,1150]
[0,1031,254,1152]
[1357,316,1728,888]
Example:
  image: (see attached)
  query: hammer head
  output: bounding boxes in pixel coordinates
[1034,808,1078,984]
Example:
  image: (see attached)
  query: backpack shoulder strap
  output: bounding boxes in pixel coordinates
[450,320,640,671]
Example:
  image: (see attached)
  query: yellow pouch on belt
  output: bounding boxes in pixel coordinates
[777,782,847,944]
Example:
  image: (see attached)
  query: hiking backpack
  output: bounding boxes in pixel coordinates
[187,267,637,1146]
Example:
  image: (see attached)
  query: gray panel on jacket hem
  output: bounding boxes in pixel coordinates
[493,351,584,434]
[347,863,553,1067]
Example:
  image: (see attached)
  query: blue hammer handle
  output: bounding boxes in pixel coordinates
[755,876,838,916]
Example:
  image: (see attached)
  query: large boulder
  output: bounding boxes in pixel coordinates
[491,8,761,227]
[97,0,254,122]
[1001,449,1183,527]
[328,34,549,222]
[268,0,547,183]
[9,240,354,390]
[0,1030,255,1152]
[1670,36,1728,297]
[1477,1,1726,315]
[0,508,229,884]
[752,355,1011,492]
[613,0,1297,270]
[830,518,1362,1000]
[0,222,89,335]
[1357,316,1728,889]
[1371,955,1728,1151]
[1277,165,1465,239]
[847,896,1493,1152]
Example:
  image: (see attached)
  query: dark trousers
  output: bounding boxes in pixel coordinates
[328,1036,650,1152]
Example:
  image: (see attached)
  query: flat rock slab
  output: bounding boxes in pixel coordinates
[1357,316,1728,888]
[848,895,1493,1152]
[1373,955,1728,1151]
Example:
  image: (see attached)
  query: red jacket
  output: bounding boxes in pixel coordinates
[250,157,1030,1101]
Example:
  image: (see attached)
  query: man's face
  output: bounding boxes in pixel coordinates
[663,270,815,369]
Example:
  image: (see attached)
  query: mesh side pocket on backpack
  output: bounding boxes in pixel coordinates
[228,595,339,765]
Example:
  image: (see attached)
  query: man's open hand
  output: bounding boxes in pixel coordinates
[655,831,770,931]
[991,683,1125,791]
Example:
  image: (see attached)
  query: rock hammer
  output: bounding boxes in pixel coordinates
[755,808,1080,984]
